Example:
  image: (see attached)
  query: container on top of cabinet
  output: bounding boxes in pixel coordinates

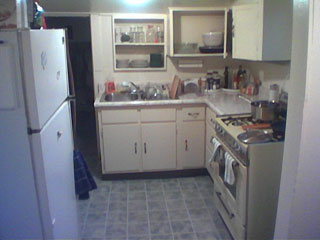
[169,8,228,58]
[232,0,292,61]
[112,14,168,71]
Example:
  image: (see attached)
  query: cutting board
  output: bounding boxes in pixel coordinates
[170,75,180,99]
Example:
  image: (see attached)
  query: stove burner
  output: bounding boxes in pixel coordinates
[232,120,245,126]
[223,116,254,126]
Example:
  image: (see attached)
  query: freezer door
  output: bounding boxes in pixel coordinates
[21,29,69,130]
[30,102,78,239]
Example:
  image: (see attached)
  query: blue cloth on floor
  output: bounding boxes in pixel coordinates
[73,150,97,199]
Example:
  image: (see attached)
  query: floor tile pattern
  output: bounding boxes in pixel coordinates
[77,176,233,240]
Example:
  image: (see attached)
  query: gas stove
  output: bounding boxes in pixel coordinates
[215,114,282,165]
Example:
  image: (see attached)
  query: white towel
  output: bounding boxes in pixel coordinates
[224,152,236,185]
[210,138,221,164]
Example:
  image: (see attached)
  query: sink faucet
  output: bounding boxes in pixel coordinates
[130,81,140,91]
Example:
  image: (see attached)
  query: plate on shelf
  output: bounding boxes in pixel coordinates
[199,46,223,54]
[222,88,240,93]
[130,60,149,68]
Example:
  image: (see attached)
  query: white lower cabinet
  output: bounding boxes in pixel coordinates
[177,121,205,169]
[98,106,210,173]
[141,123,176,171]
[102,124,141,173]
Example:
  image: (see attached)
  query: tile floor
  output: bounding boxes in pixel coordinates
[77,176,232,240]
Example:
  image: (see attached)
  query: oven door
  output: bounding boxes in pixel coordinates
[208,138,247,226]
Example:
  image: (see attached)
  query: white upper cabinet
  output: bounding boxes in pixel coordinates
[169,8,228,58]
[232,0,292,61]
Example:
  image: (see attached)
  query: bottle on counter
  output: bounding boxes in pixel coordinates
[224,66,229,89]
[212,71,222,90]
[234,65,246,90]
[206,70,214,90]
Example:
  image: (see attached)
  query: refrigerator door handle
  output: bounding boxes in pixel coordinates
[57,131,63,138]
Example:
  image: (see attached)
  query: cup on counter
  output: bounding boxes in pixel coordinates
[105,81,115,94]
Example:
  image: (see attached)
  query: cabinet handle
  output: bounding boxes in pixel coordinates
[185,140,188,151]
[144,143,147,154]
[188,112,200,118]
[216,191,235,219]
[134,142,137,154]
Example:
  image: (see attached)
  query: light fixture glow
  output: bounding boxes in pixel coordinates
[125,0,148,5]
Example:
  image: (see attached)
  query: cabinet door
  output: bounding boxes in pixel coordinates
[232,4,261,60]
[102,124,141,173]
[141,123,176,171]
[178,121,205,169]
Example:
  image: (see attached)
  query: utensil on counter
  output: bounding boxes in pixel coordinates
[251,100,280,122]
[184,78,200,94]
[242,123,271,130]
[170,75,180,99]
[202,32,223,47]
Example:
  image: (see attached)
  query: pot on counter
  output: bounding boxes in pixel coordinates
[251,100,279,122]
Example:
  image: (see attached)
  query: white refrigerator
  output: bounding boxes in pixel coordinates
[0,29,78,239]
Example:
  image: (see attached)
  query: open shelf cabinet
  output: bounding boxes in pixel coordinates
[169,8,228,58]
[112,14,167,71]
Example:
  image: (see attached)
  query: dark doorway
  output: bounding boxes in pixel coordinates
[46,17,99,176]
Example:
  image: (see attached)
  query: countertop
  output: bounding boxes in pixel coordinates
[94,91,252,116]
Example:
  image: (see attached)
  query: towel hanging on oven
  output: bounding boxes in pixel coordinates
[210,137,222,163]
[224,152,236,185]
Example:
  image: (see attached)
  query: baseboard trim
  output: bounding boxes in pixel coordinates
[102,168,209,180]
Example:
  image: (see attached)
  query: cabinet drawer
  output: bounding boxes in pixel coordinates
[181,107,205,121]
[206,107,217,129]
[101,109,139,124]
[206,123,216,152]
[141,108,176,122]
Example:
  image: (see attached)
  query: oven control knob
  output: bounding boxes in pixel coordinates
[233,141,241,152]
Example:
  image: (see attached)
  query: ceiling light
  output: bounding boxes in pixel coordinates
[125,0,149,5]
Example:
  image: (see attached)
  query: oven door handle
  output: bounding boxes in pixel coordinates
[216,191,235,220]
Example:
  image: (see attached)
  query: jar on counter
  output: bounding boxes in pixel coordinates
[206,70,214,90]
[212,71,222,90]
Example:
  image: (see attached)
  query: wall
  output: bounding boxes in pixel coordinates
[275,0,320,238]
[46,17,91,42]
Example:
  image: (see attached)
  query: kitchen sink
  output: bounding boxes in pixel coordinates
[102,92,171,102]
[103,92,141,102]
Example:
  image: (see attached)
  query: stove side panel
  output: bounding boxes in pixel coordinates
[247,142,284,240]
